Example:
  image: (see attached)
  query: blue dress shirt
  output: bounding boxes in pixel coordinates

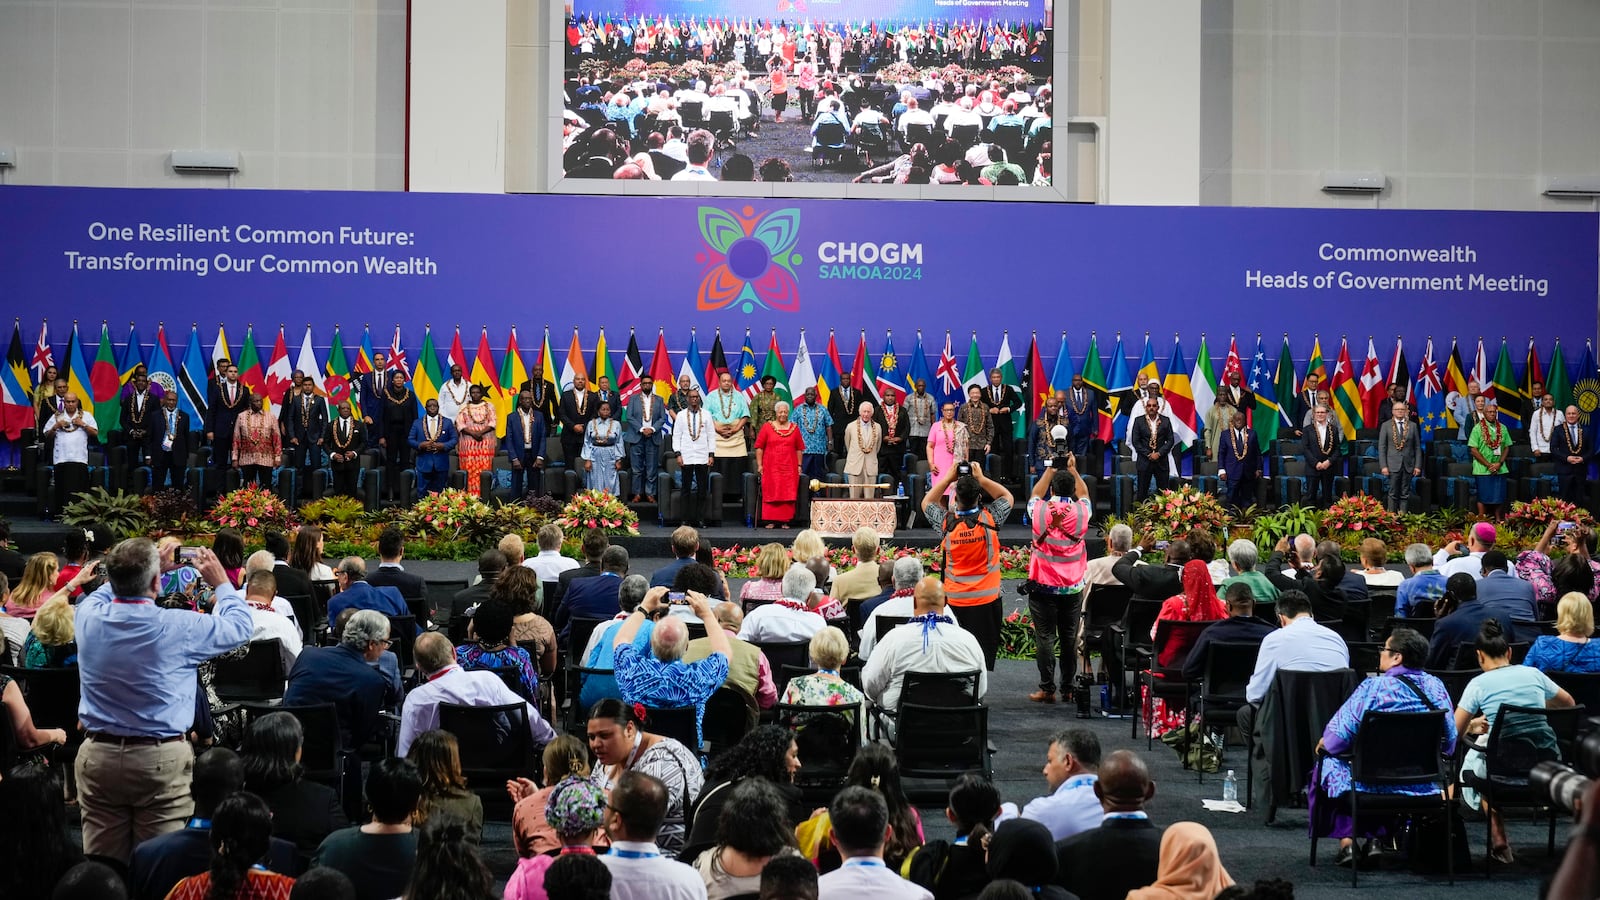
[327,581,414,631]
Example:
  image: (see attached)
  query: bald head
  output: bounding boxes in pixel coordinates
[1292,533,1315,564]
[414,631,453,675]
[913,576,946,614]
[1093,750,1155,813]
[713,603,743,632]
[652,616,688,662]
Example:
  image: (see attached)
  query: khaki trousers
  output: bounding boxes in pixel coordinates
[76,737,195,863]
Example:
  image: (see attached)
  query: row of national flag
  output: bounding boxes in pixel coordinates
[4,321,1594,453]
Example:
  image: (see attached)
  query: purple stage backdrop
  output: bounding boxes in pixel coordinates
[0,186,1595,362]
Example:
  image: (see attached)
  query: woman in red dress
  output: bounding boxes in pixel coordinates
[1142,558,1228,737]
[754,401,804,528]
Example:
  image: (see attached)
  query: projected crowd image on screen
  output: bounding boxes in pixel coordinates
[560,0,1054,185]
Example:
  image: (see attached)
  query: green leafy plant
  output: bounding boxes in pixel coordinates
[1250,504,1321,551]
[1000,609,1037,661]
[142,489,198,533]
[298,496,367,526]
[62,487,152,538]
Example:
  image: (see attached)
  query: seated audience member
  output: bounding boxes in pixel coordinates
[457,597,539,700]
[21,595,77,668]
[1311,627,1455,866]
[797,745,923,873]
[557,529,610,606]
[858,560,899,621]
[587,698,705,857]
[1181,583,1275,681]
[365,527,428,621]
[0,764,81,899]
[1085,525,1133,588]
[1356,539,1403,588]
[1055,750,1162,900]
[697,544,735,604]
[557,545,630,636]
[684,726,805,861]
[1125,823,1234,900]
[448,550,507,624]
[598,770,709,899]
[397,631,556,756]
[759,855,818,900]
[241,712,349,857]
[1265,541,1348,622]
[997,729,1101,842]
[403,819,495,900]
[740,564,828,643]
[1426,573,1516,669]
[692,778,807,897]
[1475,550,1538,622]
[863,577,987,714]
[1218,539,1278,606]
[282,609,400,750]
[0,577,29,661]
[801,557,846,621]
[782,625,866,711]
[1394,543,1447,618]
[313,759,424,900]
[289,526,337,584]
[1150,559,1226,641]
[408,729,484,845]
[504,774,610,900]
[1239,590,1349,734]
[508,735,604,857]
[6,552,59,618]
[1433,522,1502,580]
[132,749,304,896]
[51,861,130,900]
[1525,592,1600,673]
[499,532,528,568]
[1315,539,1370,605]
[578,574,653,711]
[287,866,355,900]
[650,527,699,590]
[263,531,311,601]
[905,774,1000,900]
[986,819,1071,899]
[526,524,580,582]
[1458,619,1576,864]
[163,792,296,900]
[739,543,790,611]
[831,528,884,609]
[546,853,614,900]
[242,568,303,673]
[326,557,411,627]
[613,587,730,745]
[495,566,559,676]
[815,786,933,900]
[685,603,779,710]
[1112,538,1188,602]
[860,557,925,659]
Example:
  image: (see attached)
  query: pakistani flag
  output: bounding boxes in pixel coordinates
[960,333,986,395]
[996,333,1024,440]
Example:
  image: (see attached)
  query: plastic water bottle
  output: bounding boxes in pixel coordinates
[1222,770,1238,803]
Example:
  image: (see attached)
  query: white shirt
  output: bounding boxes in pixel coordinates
[44,409,96,464]
[1530,407,1559,455]
[396,666,557,755]
[1244,616,1349,703]
[524,549,580,582]
[248,606,303,673]
[997,772,1102,841]
[671,165,717,182]
[1432,548,1518,581]
[601,840,708,900]
[672,409,716,464]
[437,378,470,421]
[862,616,987,711]
[818,858,932,900]
[858,593,965,660]
[738,602,825,644]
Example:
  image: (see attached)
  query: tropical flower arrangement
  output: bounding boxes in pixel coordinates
[1000,609,1037,661]
[1131,486,1231,543]
[1321,494,1403,540]
[1502,497,1597,541]
[208,485,295,535]
[557,490,640,535]
[405,489,492,536]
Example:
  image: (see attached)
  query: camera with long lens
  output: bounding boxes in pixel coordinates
[1049,423,1071,470]
[1532,717,1600,814]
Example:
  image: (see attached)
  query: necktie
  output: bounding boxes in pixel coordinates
[167,410,176,436]
[1572,425,1579,446]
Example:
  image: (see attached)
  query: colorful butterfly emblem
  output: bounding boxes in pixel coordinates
[693,206,803,314]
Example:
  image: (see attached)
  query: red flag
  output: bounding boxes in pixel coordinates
[1523,338,1544,402]
[448,327,469,374]
[619,331,644,405]
[265,327,294,407]
[387,326,408,375]
[1222,337,1243,383]
[1387,338,1413,406]
[849,332,869,391]
[648,331,674,401]
[704,331,730,390]
[1358,337,1385,427]
[1026,334,1047,416]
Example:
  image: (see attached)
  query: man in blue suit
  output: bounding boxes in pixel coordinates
[357,352,388,448]
[504,389,547,498]
[326,557,414,629]
[1063,376,1097,464]
[624,375,667,502]
[408,398,458,497]
[1475,550,1537,622]
[1215,408,1261,511]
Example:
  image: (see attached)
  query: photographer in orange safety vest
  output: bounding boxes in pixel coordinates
[921,459,1014,671]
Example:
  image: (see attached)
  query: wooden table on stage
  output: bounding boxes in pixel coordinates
[808,484,905,538]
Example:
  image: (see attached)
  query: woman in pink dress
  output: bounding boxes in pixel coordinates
[755,401,805,528]
[455,384,498,497]
[927,400,968,502]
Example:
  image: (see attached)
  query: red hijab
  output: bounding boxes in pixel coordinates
[1177,559,1226,621]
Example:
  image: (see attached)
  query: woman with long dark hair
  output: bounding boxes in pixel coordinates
[692,778,804,899]
[165,792,296,899]
[408,730,484,844]
[0,763,81,899]
[402,819,496,900]
[290,526,336,582]
[241,711,348,854]
[212,528,247,588]
[682,725,804,860]
[796,744,922,873]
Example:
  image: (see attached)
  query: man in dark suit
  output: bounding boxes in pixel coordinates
[379,370,418,501]
[1377,381,1418,426]
[646,525,699,591]
[559,376,598,472]
[1214,408,1259,512]
[147,392,192,491]
[985,368,1021,477]
[1129,397,1174,502]
[1426,575,1517,669]
[1111,537,1188,602]
[624,376,667,502]
[1181,583,1275,681]
[518,374,559,427]
[594,375,619,420]
[120,370,158,480]
[1217,371,1253,422]
[1552,404,1590,504]
[1055,750,1162,900]
[505,389,548,499]
[1303,404,1342,508]
[555,545,629,638]
[446,549,507,626]
[556,529,611,608]
[368,526,431,625]
[1475,550,1537,622]
[128,748,297,900]
[326,557,413,632]
[1290,372,1321,439]
[357,351,389,448]
[282,608,401,750]
[284,378,328,500]
[407,398,457,498]
[205,361,251,472]
[324,401,366,498]
[264,530,313,601]
[828,381,863,458]
[1063,376,1099,466]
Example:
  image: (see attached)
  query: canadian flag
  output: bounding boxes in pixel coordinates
[264,327,294,411]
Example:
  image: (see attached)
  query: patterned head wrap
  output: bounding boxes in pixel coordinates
[545,775,607,837]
